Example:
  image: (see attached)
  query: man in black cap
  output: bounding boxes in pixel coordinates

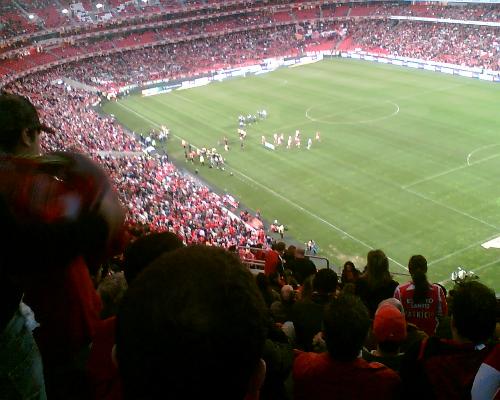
[0,93,124,399]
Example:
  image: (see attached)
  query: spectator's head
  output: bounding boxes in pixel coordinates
[275,241,286,254]
[373,303,407,355]
[295,248,306,258]
[451,281,496,344]
[281,284,295,302]
[122,231,184,284]
[0,93,54,155]
[408,255,429,303]
[378,297,404,314]
[116,245,268,400]
[299,274,315,301]
[286,245,296,258]
[341,260,359,283]
[97,271,127,319]
[365,249,391,287]
[313,268,338,295]
[324,293,371,361]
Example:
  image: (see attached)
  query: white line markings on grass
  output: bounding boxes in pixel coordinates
[466,143,500,166]
[403,144,500,189]
[302,81,468,129]
[115,101,410,271]
[227,167,408,271]
[428,233,500,267]
[305,100,400,125]
[403,187,500,231]
[116,101,498,271]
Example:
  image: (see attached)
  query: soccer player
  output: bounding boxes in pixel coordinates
[287,135,292,149]
[307,138,312,150]
[273,133,278,145]
[261,135,266,145]
[315,131,321,141]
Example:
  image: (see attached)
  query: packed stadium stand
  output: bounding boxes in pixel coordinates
[0,1,499,399]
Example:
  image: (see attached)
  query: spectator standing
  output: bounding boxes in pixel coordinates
[394,255,448,336]
[270,284,296,324]
[256,273,280,308]
[400,281,497,400]
[355,249,399,317]
[291,269,337,351]
[288,248,317,285]
[115,246,268,400]
[362,301,407,373]
[0,93,125,399]
[293,293,401,399]
[265,241,285,277]
[340,260,360,286]
[87,232,184,400]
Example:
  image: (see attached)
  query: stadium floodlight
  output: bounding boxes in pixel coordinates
[62,8,68,14]
[28,14,35,19]
[96,3,103,8]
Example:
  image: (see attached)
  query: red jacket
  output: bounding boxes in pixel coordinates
[394,282,448,336]
[293,352,401,400]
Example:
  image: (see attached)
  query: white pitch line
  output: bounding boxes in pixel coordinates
[228,167,408,271]
[305,101,400,125]
[403,147,500,189]
[428,233,500,267]
[403,187,500,231]
[117,88,499,275]
[116,101,495,270]
[115,101,409,271]
[466,143,500,166]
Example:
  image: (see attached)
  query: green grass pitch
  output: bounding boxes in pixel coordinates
[102,58,500,291]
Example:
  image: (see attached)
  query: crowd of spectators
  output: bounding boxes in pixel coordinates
[374,3,500,21]
[0,40,499,400]
[4,56,271,248]
[1,2,499,80]
[63,26,302,89]
[349,20,500,70]
[1,1,499,43]
[1,4,499,398]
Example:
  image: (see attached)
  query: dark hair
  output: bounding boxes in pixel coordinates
[300,275,315,301]
[323,293,370,361]
[408,255,429,304]
[116,246,268,400]
[122,231,183,284]
[341,261,360,284]
[97,271,127,319]
[435,283,447,298]
[256,272,276,308]
[0,93,51,153]
[275,241,286,252]
[365,249,392,288]
[451,281,496,344]
[313,268,338,295]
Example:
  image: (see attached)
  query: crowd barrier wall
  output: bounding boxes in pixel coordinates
[340,51,500,82]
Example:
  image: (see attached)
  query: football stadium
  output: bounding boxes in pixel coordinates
[0,1,499,399]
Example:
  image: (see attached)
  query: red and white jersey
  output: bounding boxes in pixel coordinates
[394,282,448,336]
